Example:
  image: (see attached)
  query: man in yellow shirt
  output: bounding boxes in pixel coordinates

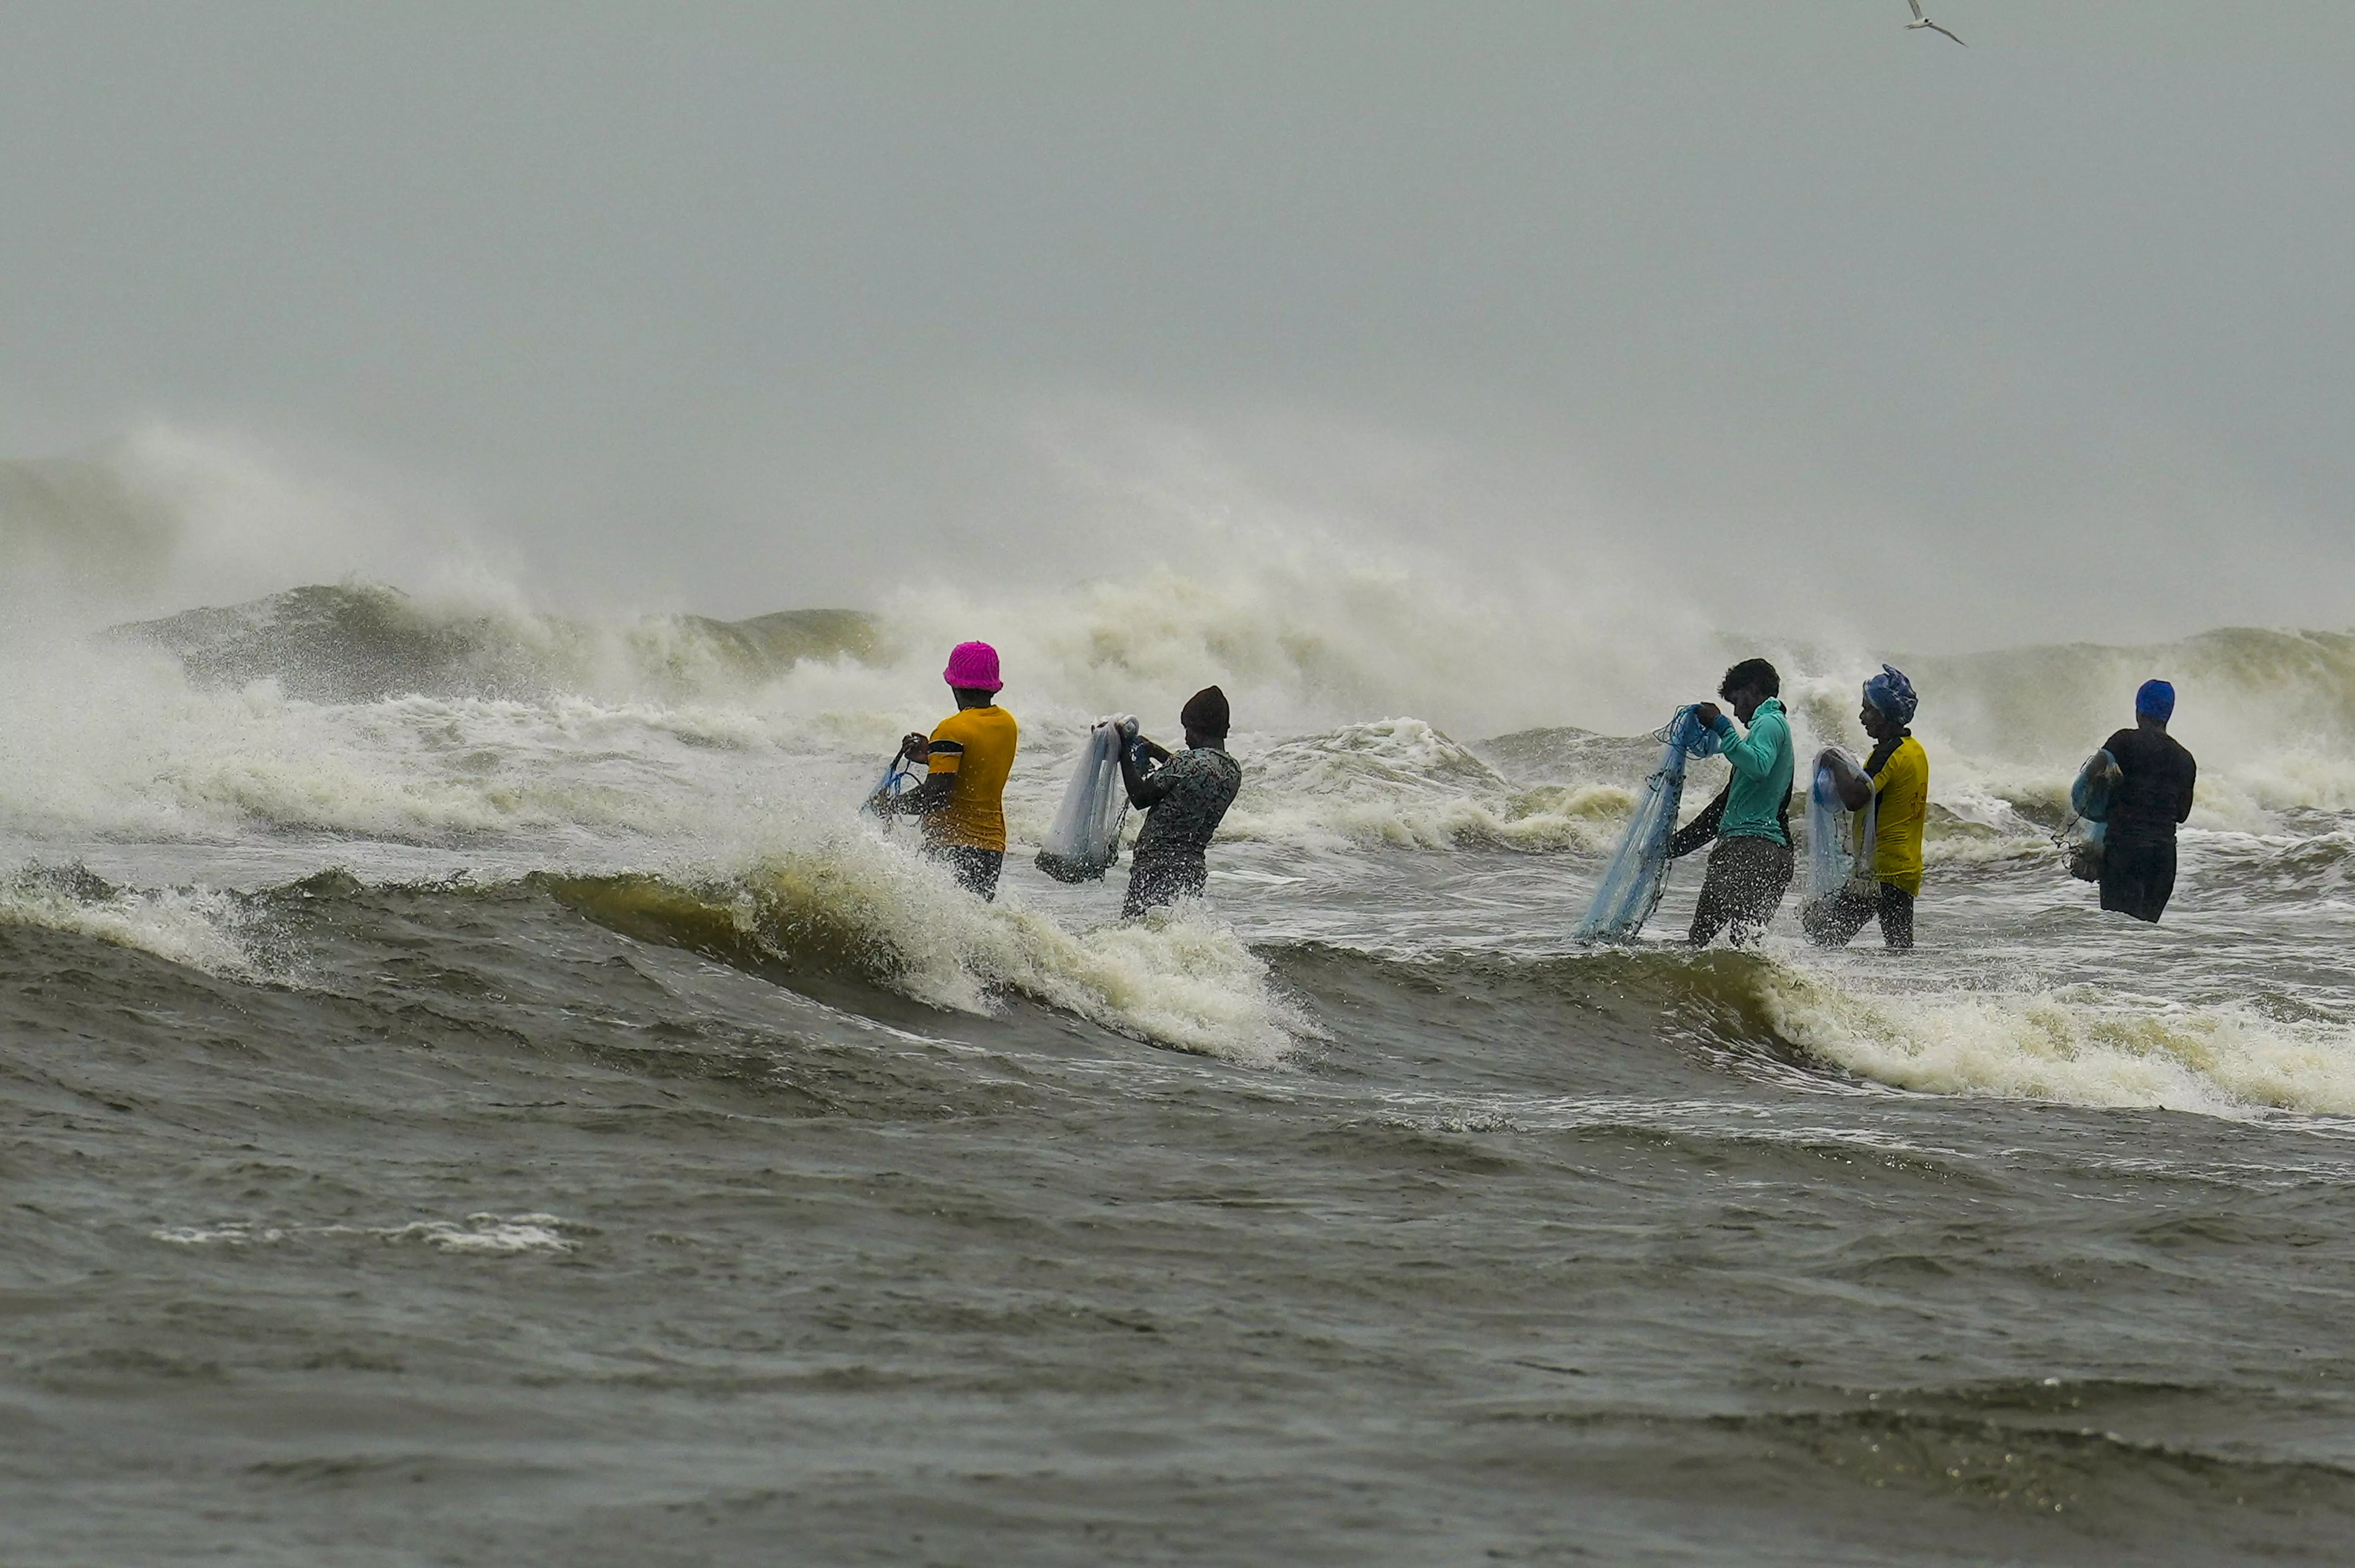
[870,641,1020,901]
[1804,665,1928,951]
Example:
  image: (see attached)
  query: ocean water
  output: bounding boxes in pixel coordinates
[5,567,2355,1565]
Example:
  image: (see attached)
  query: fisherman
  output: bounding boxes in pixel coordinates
[1669,658,1796,947]
[1803,665,1930,950]
[869,641,1020,901]
[1118,685,1243,918]
[2094,679,2196,923]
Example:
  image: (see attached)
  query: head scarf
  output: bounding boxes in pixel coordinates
[1180,685,1230,738]
[2136,679,2175,722]
[1862,664,1918,726]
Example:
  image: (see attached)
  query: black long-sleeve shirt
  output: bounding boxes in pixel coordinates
[1125,745,1242,866]
[2101,727,2196,849]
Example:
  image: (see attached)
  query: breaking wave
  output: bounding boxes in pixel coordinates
[1308,943,2355,1120]
[545,836,1306,1068]
[0,862,281,981]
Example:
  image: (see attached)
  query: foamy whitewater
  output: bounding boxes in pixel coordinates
[7,450,2355,1563]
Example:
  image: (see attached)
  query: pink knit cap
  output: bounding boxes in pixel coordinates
[942,640,1003,692]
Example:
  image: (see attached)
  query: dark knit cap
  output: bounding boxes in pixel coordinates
[1181,685,1230,737]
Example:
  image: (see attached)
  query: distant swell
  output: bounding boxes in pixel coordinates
[107,583,878,705]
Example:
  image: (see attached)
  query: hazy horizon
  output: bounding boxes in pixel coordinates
[5,2,2353,653]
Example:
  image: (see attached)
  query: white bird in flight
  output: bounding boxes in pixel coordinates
[1906,0,1967,46]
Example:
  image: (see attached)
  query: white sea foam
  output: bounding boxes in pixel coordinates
[151,1223,288,1246]
[1754,965,2355,1118]
[152,1213,578,1255]
[1211,719,1632,854]
[672,827,1310,1068]
[0,874,268,980]
[351,1214,577,1254]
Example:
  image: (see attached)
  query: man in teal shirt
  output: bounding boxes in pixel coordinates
[1668,657,1796,947]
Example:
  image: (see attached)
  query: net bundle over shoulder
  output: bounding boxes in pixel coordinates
[1035,719,1131,883]
[1574,706,1725,942]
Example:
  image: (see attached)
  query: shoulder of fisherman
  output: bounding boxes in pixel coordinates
[1133,743,1242,862]
[923,699,1019,852]
[1864,732,1929,893]
[1706,697,1795,843]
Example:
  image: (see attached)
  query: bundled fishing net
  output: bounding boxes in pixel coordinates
[859,754,921,825]
[1801,746,1878,916]
[2060,749,2120,882]
[1575,706,1724,942]
[1036,718,1132,883]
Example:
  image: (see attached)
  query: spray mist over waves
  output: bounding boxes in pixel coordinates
[0,428,423,623]
[15,574,2355,867]
[14,425,2355,843]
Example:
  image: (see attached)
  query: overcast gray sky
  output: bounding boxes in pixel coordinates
[2,2,2350,648]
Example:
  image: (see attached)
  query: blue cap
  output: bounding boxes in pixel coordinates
[2136,679,2175,722]
[1862,664,1918,725]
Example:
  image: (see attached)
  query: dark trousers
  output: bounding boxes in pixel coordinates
[2099,839,2176,924]
[1689,835,1793,948]
[1123,854,1207,919]
[928,844,1004,902]
[1803,881,1916,950]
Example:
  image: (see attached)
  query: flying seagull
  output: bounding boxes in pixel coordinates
[1907,0,1966,45]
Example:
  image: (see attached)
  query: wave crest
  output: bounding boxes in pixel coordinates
[547,836,1305,1067]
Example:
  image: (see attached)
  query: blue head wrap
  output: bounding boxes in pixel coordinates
[1862,664,1918,726]
[2136,679,2175,722]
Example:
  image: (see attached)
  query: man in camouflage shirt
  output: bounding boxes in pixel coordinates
[1119,686,1244,918]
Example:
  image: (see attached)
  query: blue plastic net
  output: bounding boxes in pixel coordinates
[1801,747,1876,916]
[2061,749,2119,880]
[1574,706,1725,943]
[2071,750,2120,821]
[859,754,920,824]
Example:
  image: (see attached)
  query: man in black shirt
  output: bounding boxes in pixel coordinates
[2096,679,2197,923]
[1119,685,1244,918]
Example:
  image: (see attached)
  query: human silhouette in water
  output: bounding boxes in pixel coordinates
[1118,686,1242,918]
[2095,679,2196,923]
[870,642,1020,901]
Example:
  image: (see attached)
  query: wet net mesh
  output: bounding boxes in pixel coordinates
[1036,719,1131,883]
[1801,746,1877,916]
[1574,706,1724,942]
[2061,749,2120,881]
[859,754,920,824]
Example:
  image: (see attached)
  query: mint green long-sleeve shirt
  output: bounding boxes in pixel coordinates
[1707,698,1794,844]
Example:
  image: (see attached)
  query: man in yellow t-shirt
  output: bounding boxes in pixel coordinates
[868,641,1020,900]
[1804,664,1929,951]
